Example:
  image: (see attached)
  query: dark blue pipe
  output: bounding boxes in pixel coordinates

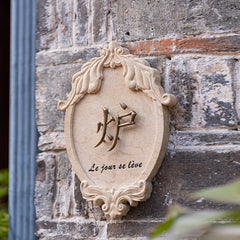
[9,0,37,239]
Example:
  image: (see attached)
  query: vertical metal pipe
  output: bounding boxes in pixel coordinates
[9,0,37,239]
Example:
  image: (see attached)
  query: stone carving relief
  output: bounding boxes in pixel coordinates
[58,42,176,219]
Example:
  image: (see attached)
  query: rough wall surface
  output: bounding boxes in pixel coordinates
[35,0,240,239]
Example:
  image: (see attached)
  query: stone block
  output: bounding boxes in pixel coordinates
[36,220,99,239]
[73,175,88,217]
[108,238,150,240]
[200,72,236,128]
[36,0,57,50]
[56,0,73,48]
[52,152,88,219]
[36,63,82,133]
[92,0,108,43]
[74,0,89,46]
[39,237,79,240]
[53,151,74,218]
[107,222,159,238]
[123,148,240,220]
[35,153,56,219]
[34,0,240,239]
[170,130,240,147]
[35,47,99,67]
[233,57,240,126]
[38,132,65,151]
[163,55,237,129]
[111,0,240,41]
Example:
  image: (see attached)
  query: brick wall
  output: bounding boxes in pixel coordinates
[35,0,240,239]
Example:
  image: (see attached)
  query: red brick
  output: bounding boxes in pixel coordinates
[176,35,240,52]
[124,35,240,55]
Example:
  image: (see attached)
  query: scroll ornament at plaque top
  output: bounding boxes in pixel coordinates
[57,42,176,219]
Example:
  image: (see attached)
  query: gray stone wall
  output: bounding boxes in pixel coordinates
[35,0,240,239]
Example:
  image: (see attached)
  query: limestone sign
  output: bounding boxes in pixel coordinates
[57,42,176,219]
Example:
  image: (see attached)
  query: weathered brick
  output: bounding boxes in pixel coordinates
[123,148,240,220]
[53,152,74,218]
[112,0,240,41]
[33,0,240,239]
[107,222,159,238]
[233,57,240,126]
[176,35,240,53]
[124,39,175,56]
[73,175,88,217]
[36,220,100,239]
[56,0,73,48]
[35,47,99,67]
[39,237,79,240]
[143,55,237,129]
[87,201,105,221]
[163,55,237,129]
[36,0,57,50]
[200,73,236,128]
[170,130,240,147]
[143,57,165,73]
[165,58,197,129]
[124,35,240,55]
[36,63,82,133]
[92,0,108,43]
[38,132,65,151]
[108,238,150,240]
[35,153,56,219]
[51,152,88,219]
[74,0,89,46]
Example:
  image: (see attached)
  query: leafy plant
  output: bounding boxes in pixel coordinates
[151,179,240,240]
[0,170,8,199]
[0,210,8,239]
[0,169,8,240]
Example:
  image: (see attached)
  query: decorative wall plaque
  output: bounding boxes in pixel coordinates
[58,42,176,219]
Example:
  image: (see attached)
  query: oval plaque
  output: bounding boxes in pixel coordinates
[58,42,176,219]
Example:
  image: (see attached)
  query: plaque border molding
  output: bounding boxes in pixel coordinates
[58,42,176,219]
[58,42,176,111]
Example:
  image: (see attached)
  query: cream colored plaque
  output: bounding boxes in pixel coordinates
[58,42,176,219]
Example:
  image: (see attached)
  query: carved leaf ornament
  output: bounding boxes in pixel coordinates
[58,42,176,219]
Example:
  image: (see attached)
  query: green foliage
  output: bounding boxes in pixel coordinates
[0,169,8,199]
[151,179,240,240]
[0,169,8,240]
[150,206,185,238]
[193,180,240,204]
[0,209,8,239]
